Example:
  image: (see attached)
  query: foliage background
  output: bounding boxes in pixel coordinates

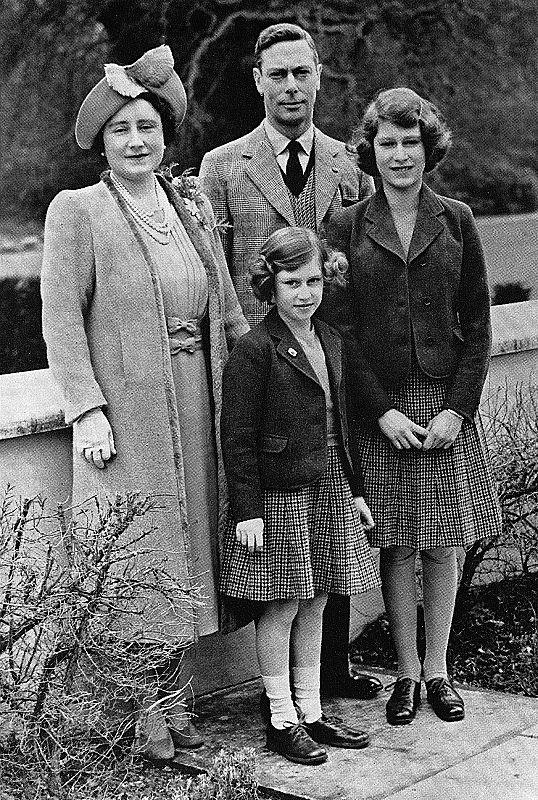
[1,0,537,224]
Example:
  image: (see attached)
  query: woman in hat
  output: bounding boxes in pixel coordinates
[322,88,501,727]
[41,45,248,760]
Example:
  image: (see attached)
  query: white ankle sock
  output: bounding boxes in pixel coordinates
[292,664,322,724]
[262,673,298,729]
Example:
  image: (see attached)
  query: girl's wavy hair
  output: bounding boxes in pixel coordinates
[250,227,348,304]
[352,87,452,175]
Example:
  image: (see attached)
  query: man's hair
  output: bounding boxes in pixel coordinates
[254,23,319,69]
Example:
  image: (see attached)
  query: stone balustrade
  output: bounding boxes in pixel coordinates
[1,300,536,692]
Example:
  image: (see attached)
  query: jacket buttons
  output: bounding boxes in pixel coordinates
[425,336,435,346]
[423,297,432,306]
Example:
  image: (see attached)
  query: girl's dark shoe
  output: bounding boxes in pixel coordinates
[426,678,465,721]
[305,714,369,749]
[322,672,383,699]
[386,678,421,725]
[266,722,328,765]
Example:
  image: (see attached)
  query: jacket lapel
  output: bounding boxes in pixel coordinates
[266,309,321,386]
[407,184,445,265]
[364,191,407,262]
[314,130,344,228]
[244,125,296,226]
[365,185,445,265]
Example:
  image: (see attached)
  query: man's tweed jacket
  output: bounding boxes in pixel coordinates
[199,122,374,323]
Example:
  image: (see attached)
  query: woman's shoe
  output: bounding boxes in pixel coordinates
[266,722,328,765]
[134,706,175,761]
[426,677,465,721]
[169,719,204,749]
[386,678,421,725]
[305,714,369,749]
[164,695,205,748]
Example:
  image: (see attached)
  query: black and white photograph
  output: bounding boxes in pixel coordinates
[0,3,536,798]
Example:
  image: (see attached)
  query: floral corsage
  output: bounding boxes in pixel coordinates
[160,164,212,229]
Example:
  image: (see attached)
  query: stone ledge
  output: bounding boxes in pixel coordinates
[490,300,538,356]
[0,369,67,440]
[0,301,536,442]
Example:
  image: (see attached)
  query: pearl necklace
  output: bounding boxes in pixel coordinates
[110,172,172,245]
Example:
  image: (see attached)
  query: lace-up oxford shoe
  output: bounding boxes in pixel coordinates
[266,722,328,765]
[386,678,421,725]
[426,677,465,721]
[305,714,369,749]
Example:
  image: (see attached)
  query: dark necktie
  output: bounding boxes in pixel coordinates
[286,140,304,196]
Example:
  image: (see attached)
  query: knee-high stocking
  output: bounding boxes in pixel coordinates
[421,546,458,682]
[380,546,421,681]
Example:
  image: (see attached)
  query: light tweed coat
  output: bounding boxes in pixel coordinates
[199,123,374,323]
[41,172,248,641]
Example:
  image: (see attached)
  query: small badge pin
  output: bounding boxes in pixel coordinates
[288,347,297,357]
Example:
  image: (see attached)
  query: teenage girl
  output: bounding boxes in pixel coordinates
[220,227,380,765]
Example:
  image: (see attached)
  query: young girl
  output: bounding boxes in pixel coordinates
[220,227,380,765]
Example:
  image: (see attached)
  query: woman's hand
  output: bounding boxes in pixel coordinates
[353,496,375,530]
[235,518,264,553]
[74,407,116,469]
[422,410,463,450]
[378,409,428,450]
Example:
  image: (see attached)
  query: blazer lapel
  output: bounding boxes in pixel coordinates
[244,126,296,226]
[314,130,344,228]
[407,184,445,265]
[365,191,407,262]
[266,309,321,386]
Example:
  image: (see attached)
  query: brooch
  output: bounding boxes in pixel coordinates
[288,348,297,357]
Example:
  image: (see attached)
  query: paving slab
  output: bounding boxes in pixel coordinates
[387,733,538,800]
[175,672,538,800]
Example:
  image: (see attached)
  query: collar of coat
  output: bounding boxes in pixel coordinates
[263,306,342,390]
[365,183,445,265]
[239,123,349,228]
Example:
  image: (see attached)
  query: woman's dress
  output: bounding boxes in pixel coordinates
[138,198,219,635]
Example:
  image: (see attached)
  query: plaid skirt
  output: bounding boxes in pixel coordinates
[358,364,502,550]
[220,446,380,602]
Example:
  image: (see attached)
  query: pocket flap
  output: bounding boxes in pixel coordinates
[261,435,288,453]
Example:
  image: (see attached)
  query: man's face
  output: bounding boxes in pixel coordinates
[253,40,322,137]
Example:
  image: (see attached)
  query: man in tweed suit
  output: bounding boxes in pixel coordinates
[199,22,374,325]
[200,23,381,702]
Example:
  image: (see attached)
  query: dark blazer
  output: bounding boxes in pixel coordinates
[221,308,366,522]
[321,184,492,421]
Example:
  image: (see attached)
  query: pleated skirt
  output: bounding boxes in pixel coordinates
[358,364,502,550]
[220,446,380,602]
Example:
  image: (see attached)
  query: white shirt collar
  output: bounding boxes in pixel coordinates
[263,119,315,156]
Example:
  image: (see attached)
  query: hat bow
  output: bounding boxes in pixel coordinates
[104,44,175,98]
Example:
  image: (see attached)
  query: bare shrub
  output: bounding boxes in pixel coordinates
[0,489,199,797]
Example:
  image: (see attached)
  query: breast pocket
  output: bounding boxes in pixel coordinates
[261,435,288,454]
